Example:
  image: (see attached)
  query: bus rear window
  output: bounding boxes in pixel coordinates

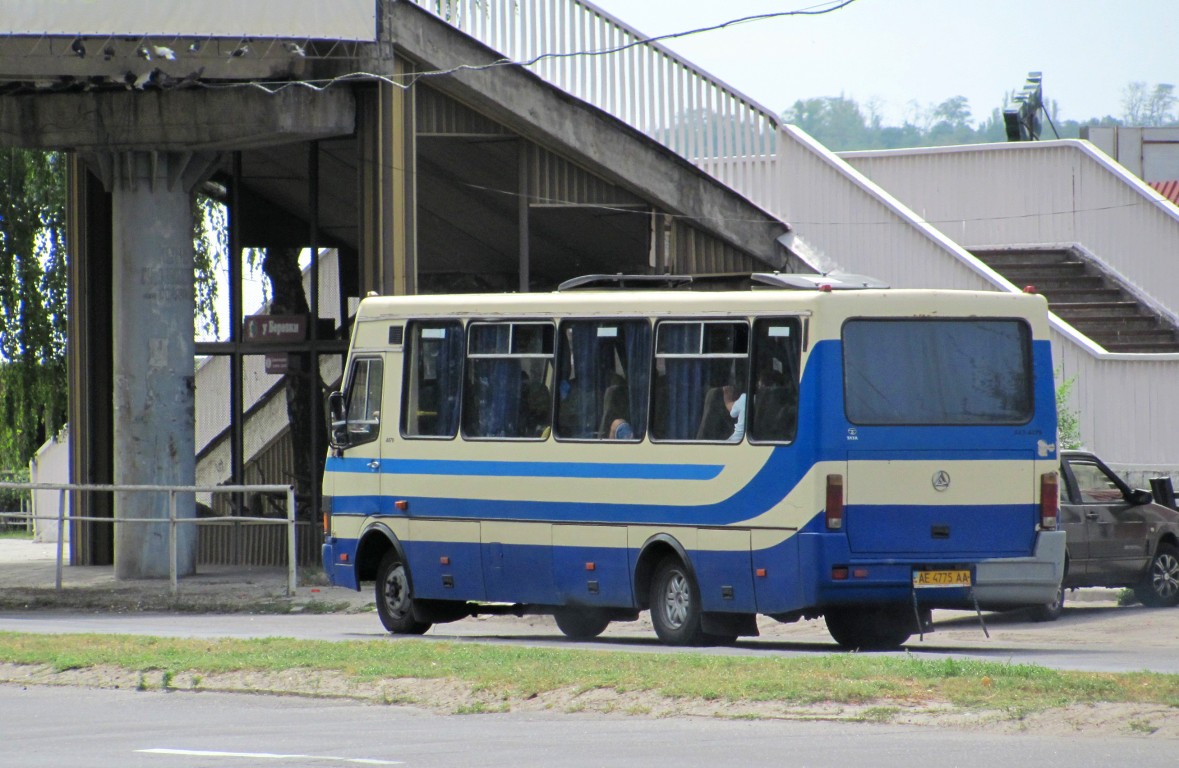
[843,319,1033,425]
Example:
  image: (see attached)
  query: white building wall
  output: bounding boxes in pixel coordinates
[839,140,1179,322]
[823,139,1179,468]
[1085,127,1179,182]
[28,427,70,543]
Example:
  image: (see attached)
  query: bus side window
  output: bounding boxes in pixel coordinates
[749,318,802,443]
[554,319,651,441]
[337,357,383,447]
[463,322,555,440]
[402,321,464,439]
[651,320,748,442]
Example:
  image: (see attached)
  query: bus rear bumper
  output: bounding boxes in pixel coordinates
[800,529,1066,611]
[971,530,1066,610]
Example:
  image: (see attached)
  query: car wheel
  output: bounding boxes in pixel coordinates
[1134,543,1179,608]
[1028,583,1065,622]
[375,551,432,634]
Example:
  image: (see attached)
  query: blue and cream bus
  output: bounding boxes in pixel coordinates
[321,273,1064,649]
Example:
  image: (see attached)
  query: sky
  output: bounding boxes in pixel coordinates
[589,0,1178,126]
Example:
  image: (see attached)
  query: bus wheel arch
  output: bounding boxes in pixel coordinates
[634,534,693,612]
[355,523,404,583]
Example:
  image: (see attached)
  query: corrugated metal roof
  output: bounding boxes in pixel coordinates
[1150,180,1179,205]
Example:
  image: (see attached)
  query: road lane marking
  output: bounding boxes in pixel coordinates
[137,749,403,764]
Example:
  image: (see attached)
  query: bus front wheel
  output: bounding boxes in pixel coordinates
[649,558,707,646]
[375,551,432,635]
[825,606,913,650]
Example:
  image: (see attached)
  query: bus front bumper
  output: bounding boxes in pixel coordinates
[322,537,360,591]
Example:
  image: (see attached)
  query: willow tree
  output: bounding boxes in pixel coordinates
[0,149,68,471]
[0,151,223,472]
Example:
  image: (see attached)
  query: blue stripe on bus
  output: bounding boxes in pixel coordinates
[325,456,724,481]
[325,339,1058,528]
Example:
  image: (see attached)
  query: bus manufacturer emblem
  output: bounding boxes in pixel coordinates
[932,471,951,492]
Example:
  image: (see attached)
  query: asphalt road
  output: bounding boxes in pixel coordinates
[5,590,1179,766]
[4,685,1177,768]
[3,595,1179,674]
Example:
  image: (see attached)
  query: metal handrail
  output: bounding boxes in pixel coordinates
[0,482,298,596]
[405,0,784,205]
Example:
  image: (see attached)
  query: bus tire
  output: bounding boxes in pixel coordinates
[375,550,432,635]
[553,608,612,639]
[649,557,707,646]
[1134,543,1179,607]
[825,606,913,650]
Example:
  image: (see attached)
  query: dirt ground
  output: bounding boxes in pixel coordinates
[3,657,1178,739]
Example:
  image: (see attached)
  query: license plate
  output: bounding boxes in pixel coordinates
[912,569,972,588]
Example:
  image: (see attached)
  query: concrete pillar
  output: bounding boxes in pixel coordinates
[93,150,219,579]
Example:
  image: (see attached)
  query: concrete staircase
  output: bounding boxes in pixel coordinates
[972,247,1179,353]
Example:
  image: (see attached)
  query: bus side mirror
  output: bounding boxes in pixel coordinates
[327,391,350,449]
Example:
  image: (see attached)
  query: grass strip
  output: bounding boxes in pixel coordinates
[2,631,1178,714]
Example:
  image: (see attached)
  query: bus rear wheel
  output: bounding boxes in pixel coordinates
[375,551,432,635]
[825,606,913,650]
[649,557,707,646]
[553,608,612,639]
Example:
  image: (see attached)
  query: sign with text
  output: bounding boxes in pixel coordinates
[244,314,308,344]
[264,353,297,375]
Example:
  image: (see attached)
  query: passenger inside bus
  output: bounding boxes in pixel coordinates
[599,384,634,439]
[697,386,736,440]
[723,384,746,442]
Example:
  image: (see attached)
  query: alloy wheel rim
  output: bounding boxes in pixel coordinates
[1153,554,1179,599]
[662,571,690,628]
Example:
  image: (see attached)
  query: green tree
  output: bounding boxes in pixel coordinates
[1056,374,1082,450]
[0,149,68,471]
[0,152,223,470]
[783,96,875,151]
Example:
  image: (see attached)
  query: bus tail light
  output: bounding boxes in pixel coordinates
[1040,472,1058,530]
[321,495,333,536]
[826,474,844,530]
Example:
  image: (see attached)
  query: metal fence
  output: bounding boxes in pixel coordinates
[0,471,32,533]
[0,482,297,596]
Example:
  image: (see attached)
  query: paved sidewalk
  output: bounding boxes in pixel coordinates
[0,538,373,612]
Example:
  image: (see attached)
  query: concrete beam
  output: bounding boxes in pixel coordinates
[382,3,788,267]
[0,86,355,152]
[0,36,355,83]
